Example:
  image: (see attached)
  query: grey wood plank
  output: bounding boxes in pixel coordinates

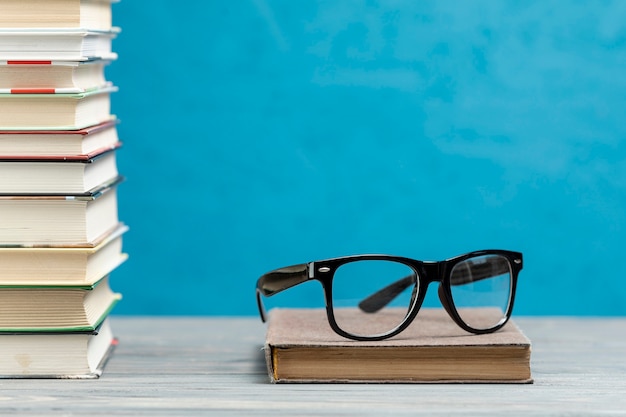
[0,316,624,416]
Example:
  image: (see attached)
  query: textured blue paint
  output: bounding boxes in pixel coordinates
[108,1,626,315]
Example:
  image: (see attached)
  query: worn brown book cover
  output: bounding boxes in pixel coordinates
[264,308,532,384]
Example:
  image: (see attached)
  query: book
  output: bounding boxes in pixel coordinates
[0,275,120,332]
[0,318,117,379]
[0,29,118,61]
[0,223,127,286]
[0,180,121,246]
[0,86,116,130]
[0,119,119,157]
[0,60,112,93]
[263,308,533,383]
[0,147,120,194]
[0,0,116,31]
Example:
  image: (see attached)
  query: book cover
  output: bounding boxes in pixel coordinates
[0,29,119,61]
[0,223,128,285]
[0,318,118,379]
[0,0,117,31]
[0,275,121,333]
[0,146,121,195]
[0,59,112,93]
[264,308,533,384]
[0,146,120,194]
[0,172,122,197]
[0,178,123,246]
[0,119,120,158]
[0,85,117,130]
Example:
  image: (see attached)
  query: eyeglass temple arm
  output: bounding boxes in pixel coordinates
[358,258,511,313]
[256,263,309,322]
[358,274,415,313]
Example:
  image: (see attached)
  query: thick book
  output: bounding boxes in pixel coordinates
[0,179,121,246]
[0,147,120,194]
[0,119,120,157]
[0,60,112,94]
[264,308,533,384]
[0,318,117,379]
[0,29,118,61]
[0,275,120,332]
[0,0,116,31]
[0,86,116,130]
[0,223,127,286]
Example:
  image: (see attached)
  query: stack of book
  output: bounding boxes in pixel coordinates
[0,0,126,378]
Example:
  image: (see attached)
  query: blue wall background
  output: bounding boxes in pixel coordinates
[108,1,626,316]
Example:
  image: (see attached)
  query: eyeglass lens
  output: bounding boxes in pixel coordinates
[331,260,418,338]
[449,254,512,331]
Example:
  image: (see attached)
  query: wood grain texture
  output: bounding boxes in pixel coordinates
[0,316,624,416]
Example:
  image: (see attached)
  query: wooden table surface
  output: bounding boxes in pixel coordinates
[0,316,625,416]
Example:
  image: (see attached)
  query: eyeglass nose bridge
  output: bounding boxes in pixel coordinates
[419,261,443,284]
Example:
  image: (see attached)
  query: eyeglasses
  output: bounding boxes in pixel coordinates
[256,250,523,341]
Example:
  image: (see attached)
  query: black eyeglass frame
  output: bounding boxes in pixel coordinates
[256,249,523,341]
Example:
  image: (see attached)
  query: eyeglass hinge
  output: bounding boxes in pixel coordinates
[308,262,331,278]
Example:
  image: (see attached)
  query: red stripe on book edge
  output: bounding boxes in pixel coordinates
[10,88,56,94]
[7,60,52,65]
